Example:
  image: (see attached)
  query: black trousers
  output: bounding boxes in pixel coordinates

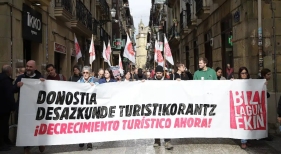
[0,113,10,146]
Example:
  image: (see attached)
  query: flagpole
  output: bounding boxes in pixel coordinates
[103,61,104,70]
[163,34,166,76]
[110,54,113,66]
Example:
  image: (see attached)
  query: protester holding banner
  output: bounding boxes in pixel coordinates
[170,63,189,80]
[236,66,251,149]
[13,60,46,154]
[68,65,82,82]
[215,67,226,80]
[193,57,217,80]
[97,68,105,79]
[76,66,98,150]
[77,66,99,85]
[122,71,132,81]
[99,68,116,84]
[151,65,173,150]
[45,64,66,81]
[0,65,15,151]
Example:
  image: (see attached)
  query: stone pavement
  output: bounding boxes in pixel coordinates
[2,136,281,154]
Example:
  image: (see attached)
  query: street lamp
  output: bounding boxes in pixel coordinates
[110,8,116,18]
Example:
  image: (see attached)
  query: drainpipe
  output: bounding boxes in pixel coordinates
[270,2,278,107]
[258,0,263,72]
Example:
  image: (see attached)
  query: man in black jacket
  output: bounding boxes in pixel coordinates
[14,60,45,154]
[152,65,173,150]
[0,65,15,151]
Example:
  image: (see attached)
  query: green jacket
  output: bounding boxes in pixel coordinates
[193,67,217,80]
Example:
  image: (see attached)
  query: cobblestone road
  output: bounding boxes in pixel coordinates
[3,136,281,154]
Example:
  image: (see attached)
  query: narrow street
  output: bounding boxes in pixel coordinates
[3,136,281,154]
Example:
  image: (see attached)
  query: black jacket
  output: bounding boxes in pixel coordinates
[258,76,270,98]
[14,70,43,109]
[0,72,16,114]
[68,74,82,82]
[153,76,168,80]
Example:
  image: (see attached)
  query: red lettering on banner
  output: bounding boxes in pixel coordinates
[47,123,54,135]
[54,123,60,134]
[174,118,212,128]
[229,90,266,130]
[60,123,67,134]
[67,123,74,134]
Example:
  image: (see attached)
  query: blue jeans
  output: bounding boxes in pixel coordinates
[241,139,247,143]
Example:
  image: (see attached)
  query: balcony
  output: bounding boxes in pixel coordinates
[28,0,51,6]
[166,0,176,8]
[96,0,100,6]
[71,0,92,38]
[168,24,180,48]
[93,18,100,45]
[195,0,211,19]
[54,0,72,22]
[180,10,190,36]
[99,0,110,18]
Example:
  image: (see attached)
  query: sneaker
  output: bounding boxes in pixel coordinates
[39,146,45,152]
[165,141,173,150]
[87,143,92,151]
[79,143,84,147]
[0,145,11,151]
[153,139,161,147]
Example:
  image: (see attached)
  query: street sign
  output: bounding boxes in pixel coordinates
[112,39,125,49]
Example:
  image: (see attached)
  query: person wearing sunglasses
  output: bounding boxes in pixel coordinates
[76,66,98,150]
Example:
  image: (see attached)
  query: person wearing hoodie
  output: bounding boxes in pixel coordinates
[13,60,45,154]
[193,57,217,80]
[68,65,82,82]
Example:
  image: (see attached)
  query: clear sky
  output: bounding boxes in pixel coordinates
[128,0,151,35]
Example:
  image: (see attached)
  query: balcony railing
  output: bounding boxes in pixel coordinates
[195,0,203,14]
[186,3,192,26]
[55,0,71,13]
[73,0,92,30]
[100,0,109,17]
[92,18,98,35]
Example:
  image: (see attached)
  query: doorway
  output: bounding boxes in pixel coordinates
[221,15,233,76]
[193,39,199,71]
[204,31,212,68]
[23,40,32,64]
[54,52,61,74]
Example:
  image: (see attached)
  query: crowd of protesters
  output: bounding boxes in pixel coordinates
[0,57,277,153]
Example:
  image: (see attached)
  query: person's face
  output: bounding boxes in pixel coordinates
[216,69,222,77]
[47,66,56,77]
[178,66,185,72]
[98,70,104,78]
[240,69,248,79]
[227,64,230,68]
[199,60,206,69]
[156,72,163,79]
[146,72,150,77]
[25,62,36,76]
[134,69,138,74]
[73,68,80,75]
[83,70,90,79]
[104,70,110,79]
[125,72,131,80]
[265,72,271,81]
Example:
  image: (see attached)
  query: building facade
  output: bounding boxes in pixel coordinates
[0,0,134,79]
[136,20,149,69]
[149,0,281,130]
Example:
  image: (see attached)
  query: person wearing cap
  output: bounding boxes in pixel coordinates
[150,65,173,150]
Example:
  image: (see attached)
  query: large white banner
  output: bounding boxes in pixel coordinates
[17,79,267,146]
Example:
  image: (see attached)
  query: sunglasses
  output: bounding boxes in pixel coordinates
[83,72,89,74]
